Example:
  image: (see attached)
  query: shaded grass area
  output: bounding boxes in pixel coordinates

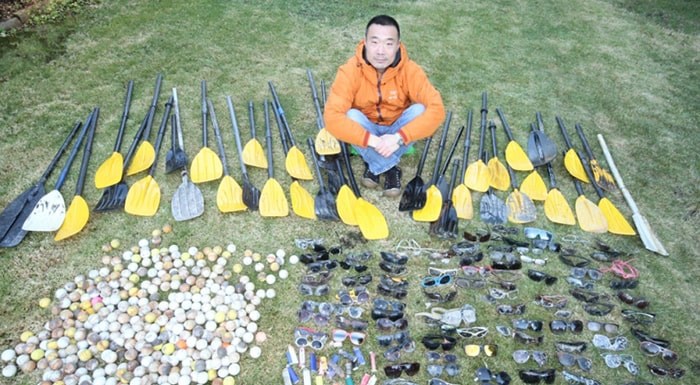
[0,0,698,384]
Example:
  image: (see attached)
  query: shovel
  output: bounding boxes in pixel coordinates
[242,101,268,169]
[527,112,557,167]
[413,111,452,222]
[23,111,92,232]
[496,107,533,171]
[556,116,589,183]
[398,134,433,211]
[94,80,134,188]
[127,74,163,176]
[170,89,204,221]
[575,123,616,192]
[487,119,510,191]
[308,68,340,155]
[543,162,576,226]
[190,80,223,183]
[0,121,81,247]
[452,110,473,220]
[165,87,188,173]
[269,81,313,180]
[55,107,99,241]
[464,92,491,192]
[124,96,171,216]
[430,158,461,239]
[308,138,339,221]
[210,99,246,213]
[504,163,537,224]
[479,151,509,225]
[597,134,668,256]
[259,99,290,218]
[227,96,260,211]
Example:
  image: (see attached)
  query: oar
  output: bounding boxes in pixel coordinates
[55,107,99,241]
[127,73,163,176]
[487,119,510,191]
[429,158,460,238]
[308,69,340,155]
[94,80,134,188]
[452,110,473,220]
[268,99,315,219]
[398,134,432,211]
[436,114,464,199]
[570,169,607,233]
[543,163,576,226]
[496,107,533,171]
[479,151,509,225]
[307,138,338,221]
[341,142,388,240]
[268,81,313,180]
[556,116,589,183]
[334,156,357,226]
[259,99,290,218]
[598,134,668,256]
[124,96,171,216]
[464,91,491,192]
[242,101,267,169]
[412,112,452,222]
[22,111,92,232]
[578,150,635,235]
[504,162,537,224]
[227,96,260,211]
[0,121,81,247]
[575,123,616,192]
[210,99,246,213]
[165,87,188,173]
[527,111,558,167]
[519,123,548,201]
[190,80,223,183]
[171,109,204,221]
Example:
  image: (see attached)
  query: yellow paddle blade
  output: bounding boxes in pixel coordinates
[190,147,223,184]
[520,171,548,201]
[217,176,247,213]
[125,175,161,216]
[356,198,389,240]
[487,158,510,191]
[544,189,576,225]
[599,197,636,235]
[412,186,442,222]
[290,181,316,220]
[464,161,490,192]
[505,142,534,171]
[242,140,268,169]
[54,196,89,241]
[564,149,590,183]
[336,185,358,225]
[259,178,289,217]
[575,195,607,233]
[452,184,473,220]
[590,160,616,190]
[126,142,155,176]
[506,189,537,224]
[285,147,313,180]
[315,128,341,155]
[94,153,124,189]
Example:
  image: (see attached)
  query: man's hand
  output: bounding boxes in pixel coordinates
[370,133,404,157]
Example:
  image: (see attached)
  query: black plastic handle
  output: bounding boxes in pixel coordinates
[440,123,465,176]
[496,108,515,141]
[209,99,230,176]
[75,107,99,196]
[248,101,256,139]
[55,111,92,190]
[226,96,250,181]
[39,121,82,184]
[307,69,325,130]
[575,123,595,160]
[459,110,473,182]
[414,135,433,178]
[114,80,134,152]
[430,111,452,185]
[149,96,172,177]
[307,137,326,190]
[143,74,163,141]
[264,99,275,178]
[448,158,461,193]
[546,162,558,190]
[201,80,208,146]
[556,116,575,150]
[340,141,361,197]
[489,119,499,160]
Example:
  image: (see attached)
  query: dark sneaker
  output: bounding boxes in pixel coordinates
[361,163,380,189]
[383,166,402,197]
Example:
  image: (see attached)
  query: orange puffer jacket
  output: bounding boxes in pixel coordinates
[324,41,445,147]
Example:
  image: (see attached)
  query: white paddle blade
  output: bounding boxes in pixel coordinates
[22,190,66,232]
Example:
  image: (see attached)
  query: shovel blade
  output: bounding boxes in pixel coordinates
[94,183,128,211]
[165,149,188,174]
[479,192,509,224]
[94,153,124,189]
[599,198,636,236]
[452,184,473,220]
[505,142,534,171]
[506,189,537,224]
[356,198,388,240]
[520,171,548,201]
[217,176,247,213]
[190,147,223,184]
[260,179,289,217]
[564,150,590,183]
[412,186,442,222]
[464,161,490,192]
[544,189,576,225]
[242,140,268,169]
[290,181,316,220]
[487,158,510,191]
[314,190,339,221]
[125,176,161,216]
[285,147,313,180]
[336,185,357,225]
[399,177,426,211]
[429,204,458,238]
[242,181,260,211]
[528,131,557,166]
[54,196,89,241]
[22,190,66,232]
[315,129,341,155]
[126,142,155,176]
[172,176,204,221]
[575,196,608,233]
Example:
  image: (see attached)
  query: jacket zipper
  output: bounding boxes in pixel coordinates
[375,73,384,123]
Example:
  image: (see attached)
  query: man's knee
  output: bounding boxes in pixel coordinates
[346,108,368,124]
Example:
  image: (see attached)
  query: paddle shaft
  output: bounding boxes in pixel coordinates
[439,121,465,176]
[142,74,163,143]
[209,99,230,176]
[268,82,296,147]
[413,135,433,178]
[113,80,134,152]
[478,91,488,157]
[146,96,172,177]
[575,123,598,161]
[597,134,641,214]
[429,111,453,185]
[272,94,291,155]
[447,159,461,198]
[307,138,327,192]
[307,69,325,130]
[226,96,252,181]
[40,121,83,185]
[55,111,93,191]
[546,163,559,190]
[489,119,500,161]
[496,108,516,141]
[75,107,99,196]
[341,142,362,197]
[264,99,275,178]
[459,110,473,182]
[172,88,186,152]
[577,150,606,199]
[201,80,208,146]
[556,116,576,150]
[248,101,257,140]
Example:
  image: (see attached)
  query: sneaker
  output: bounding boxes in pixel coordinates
[383,166,402,197]
[361,163,380,189]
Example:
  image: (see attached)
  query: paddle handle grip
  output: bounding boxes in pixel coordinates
[488,119,499,159]
[56,111,92,190]
[209,99,229,176]
[75,107,99,196]
[575,123,596,160]
[459,110,473,180]
[226,96,250,180]
[172,88,185,151]
[41,120,82,183]
[596,135,639,215]
[114,80,134,152]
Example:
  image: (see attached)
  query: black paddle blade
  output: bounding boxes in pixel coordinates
[429,204,458,239]
[480,191,509,224]
[242,181,260,211]
[94,183,128,211]
[399,176,426,211]
[527,131,557,167]
[0,184,42,240]
[315,190,339,221]
[165,149,188,174]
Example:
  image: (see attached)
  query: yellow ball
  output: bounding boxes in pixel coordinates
[78,349,92,362]
[129,274,140,284]
[252,252,262,262]
[162,224,173,233]
[215,312,226,324]
[30,349,45,361]
[162,343,175,355]
[232,264,243,274]
[223,377,235,385]
[20,331,34,342]
[110,239,121,249]
[39,298,51,308]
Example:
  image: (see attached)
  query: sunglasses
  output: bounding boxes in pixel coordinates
[464,343,497,357]
[337,288,369,305]
[512,350,547,366]
[554,341,587,354]
[527,269,557,285]
[426,352,457,362]
[339,260,368,273]
[583,302,614,316]
[298,283,330,296]
[383,362,420,378]
[640,341,678,363]
[294,327,327,350]
[557,351,592,371]
[496,303,526,315]
[294,238,324,250]
[422,288,457,303]
[450,240,479,257]
[427,362,460,377]
[341,274,372,287]
[335,315,368,331]
[379,260,407,275]
[300,270,333,285]
[463,229,491,242]
[549,319,584,334]
[455,326,488,339]
[489,287,518,300]
[592,334,629,351]
[373,298,405,311]
[513,319,543,332]
[520,255,547,265]
[513,331,543,345]
[518,369,555,384]
[421,273,454,288]
[377,317,409,331]
[621,309,656,325]
[534,294,568,309]
[454,277,487,289]
[383,339,416,362]
[571,267,603,280]
[381,251,408,265]
[331,328,366,346]
[377,331,411,347]
[648,364,685,379]
[586,321,619,334]
[421,335,457,351]
[602,353,639,375]
[306,260,339,273]
[297,310,329,326]
[371,308,404,321]
[299,251,330,265]
[377,284,407,300]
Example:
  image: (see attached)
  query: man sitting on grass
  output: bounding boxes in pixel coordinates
[324,14,445,197]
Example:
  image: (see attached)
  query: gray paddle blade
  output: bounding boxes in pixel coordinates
[479,191,509,224]
[527,131,557,167]
[315,191,339,221]
[171,173,204,221]
[94,183,128,211]
[506,191,537,223]
[0,184,43,240]
[242,180,260,211]
[21,190,66,231]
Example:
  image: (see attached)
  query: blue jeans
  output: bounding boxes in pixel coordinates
[347,104,425,175]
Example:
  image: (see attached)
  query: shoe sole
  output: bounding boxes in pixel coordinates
[383,187,401,197]
[361,177,379,189]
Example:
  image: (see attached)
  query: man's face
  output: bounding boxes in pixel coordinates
[365,24,400,74]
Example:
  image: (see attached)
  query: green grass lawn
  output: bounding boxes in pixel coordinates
[0,1,698,384]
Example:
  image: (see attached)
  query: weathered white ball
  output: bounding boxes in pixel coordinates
[278,269,289,280]
[1,349,15,362]
[2,364,17,377]
[288,255,299,264]
[249,345,262,359]
[266,288,276,298]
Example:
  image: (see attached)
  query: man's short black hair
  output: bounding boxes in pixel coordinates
[366,15,400,40]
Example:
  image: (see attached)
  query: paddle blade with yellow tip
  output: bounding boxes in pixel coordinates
[557,116,589,182]
[357,198,389,240]
[336,185,357,225]
[520,170,548,201]
[259,179,289,217]
[453,184,473,220]
[54,196,88,241]
[599,197,635,235]
[497,108,533,171]
[487,119,510,191]
[242,101,268,169]
[412,186,442,222]
[190,147,223,183]
[290,181,316,220]
[573,178,607,233]
[544,189,576,225]
[217,176,246,213]
[505,165,536,224]
[285,147,313,180]
[95,153,123,188]
[126,142,155,176]
[315,128,341,155]
[575,123,616,192]
[125,176,161,216]
[464,161,490,192]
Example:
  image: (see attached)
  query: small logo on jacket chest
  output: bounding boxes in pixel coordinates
[386,90,398,101]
